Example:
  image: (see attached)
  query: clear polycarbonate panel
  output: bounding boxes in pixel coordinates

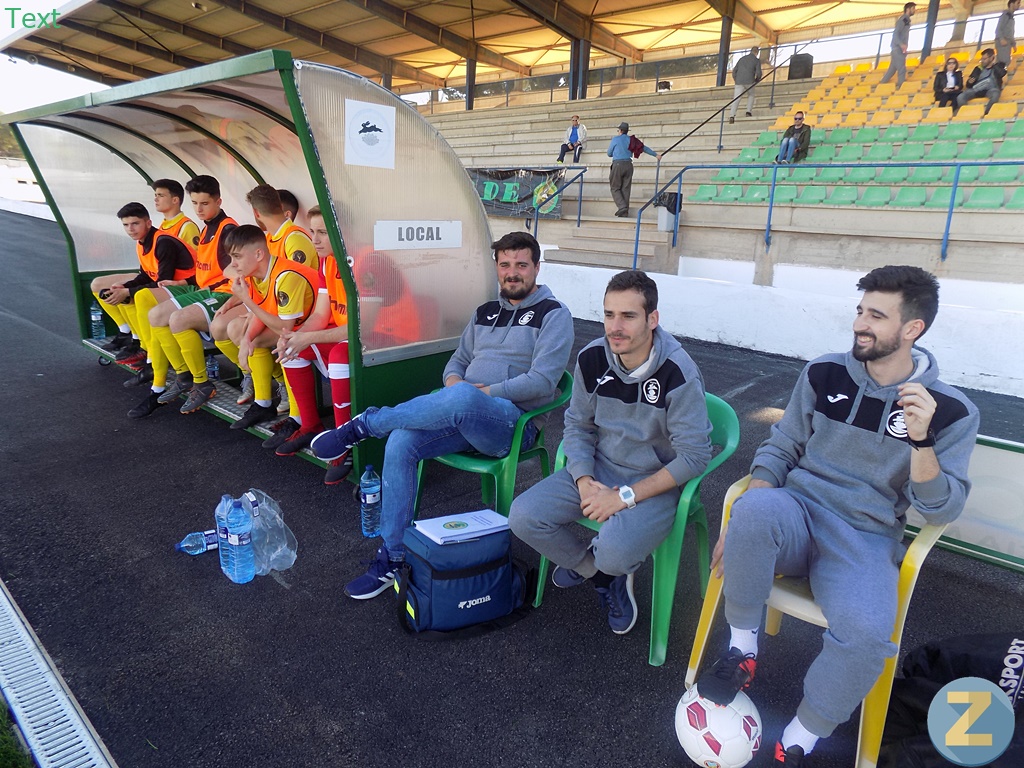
[201,72,295,127]
[293,61,494,364]
[19,123,151,273]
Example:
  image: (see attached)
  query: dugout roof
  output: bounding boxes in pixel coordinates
[1,0,1012,94]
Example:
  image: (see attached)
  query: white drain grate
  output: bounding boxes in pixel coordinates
[0,579,118,767]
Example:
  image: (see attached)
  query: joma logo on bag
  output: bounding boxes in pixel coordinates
[458,595,492,609]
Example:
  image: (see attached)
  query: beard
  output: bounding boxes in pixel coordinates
[500,278,534,301]
[851,332,901,362]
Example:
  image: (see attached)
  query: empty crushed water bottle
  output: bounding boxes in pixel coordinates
[359,464,382,538]
[90,301,105,339]
[224,498,255,584]
[176,530,218,556]
[206,354,220,381]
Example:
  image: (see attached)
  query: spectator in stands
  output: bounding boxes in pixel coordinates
[556,115,587,164]
[729,47,762,124]
[696,265,979,767]
[880,3,917,87]
[956,48,1007,115]
[607,122,662,218]
[509,270,711,635]
[311,231,574,600]
[932,57,964,108]
[776,112,811,164]
[996,0,1020,66]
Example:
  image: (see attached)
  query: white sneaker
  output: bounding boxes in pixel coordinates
[236,374,254,405]
[275,381,290,415]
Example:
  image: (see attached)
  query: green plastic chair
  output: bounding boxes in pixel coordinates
[974,119,1006,139]
[738,167,764,181]
[533,393,740,667]
[856,187,892,207]
[1007,121,1024,139]
[940,123,972,141]
[713,167,739,182]
[739,185,770,203]
[809,145,836,161]
[717,184,743,202]
[909,166,943,183]
[413,370,573,518]
[981,164,1020,183]
[836,145,864,162]
[818,166,847,182]
[961,140,994,160]
[825,127,853,144]
[735,147,760,162]
[995,139,1024,160]
[795,185,829,204]
[753,131,779,146]
[846,166,876,183]
[964,187,1005,209]
[1006,187,1024,208]
[946,165,980,183]
[689,184,718,202]
[810,128,827,144]
[865,144,894,162]
[881,125,910,143]
[878,165,909,183]
[829,186,860,205]
[926,142,959,161]
[925,187,965,208]
[908,124,940,142]
[773,185,799,203]
[854,126,880,144]
[785,165,817,182]
[894,143,926,161]
[892,187,928,207]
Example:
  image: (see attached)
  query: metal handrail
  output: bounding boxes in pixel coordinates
[632,158,1024,267]
[524,166,588,239]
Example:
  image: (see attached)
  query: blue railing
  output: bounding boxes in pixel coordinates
[525,166,588,239]
[633,159,1024,267]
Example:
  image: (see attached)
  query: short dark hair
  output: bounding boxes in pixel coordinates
[117,202,149,220]
[186,175,220,197]
[277,189,299,219]
[491,231,540,265]
[246,184,283,216]
[982,47,996,57]
[152,179,184,203]
[605,269,658,315]
[904,2,916,10]
[224,224,267,254]
[856,265,939,336]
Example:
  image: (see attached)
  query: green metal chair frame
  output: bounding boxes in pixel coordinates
[532,393,741,666]
[412,370,573,518]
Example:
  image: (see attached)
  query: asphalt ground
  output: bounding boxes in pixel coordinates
[1,208,1021,768]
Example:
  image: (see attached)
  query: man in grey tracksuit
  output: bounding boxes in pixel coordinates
[510,270,711,635]
[697,265,979,766]
[729,47,762,122]
[881,3,917,86]
[996,0,1020,65]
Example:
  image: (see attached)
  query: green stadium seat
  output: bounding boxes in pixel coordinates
[995,139,1024,159]
[740,185,771,203]
[713,167,740,181]
[960,140,994,160]
[940,123,972,141]
[1006,121,1024,139]
[784,165,817,182]
[925,143,959,161]
[974,120,1007,139]
[811,128,828,144]
[946,165,981,183]
[734,148,759,163]
[818,166,847,182]
[892,187,928,207]
[689,184,718,202]
[825,127,853,144]
[894,143,926,161]
[828,186,859,205]
[864,144,894,162]
[1006,187,1024,208]
[924,187,965,208]
[795,185,829,204]
[856,187,892,207]
[909,166,944,183]
[716,184,743,202]
[836,145,864,161]
[980,164,1020,182]
[739,167,765,181]
[908,124,940,142]
[854,126,881,144]
[878,166,910,183]
[809,145,836,161]
[753,131,779,146]
[881,125,910,143]
[846,166,877,183]
[964,188,1005,209]
[772,186,799,203]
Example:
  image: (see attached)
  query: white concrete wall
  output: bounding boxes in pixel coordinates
[542,262,1024,398]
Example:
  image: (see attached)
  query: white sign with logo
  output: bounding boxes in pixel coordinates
[345,99,396,169]
[374,220,463,250]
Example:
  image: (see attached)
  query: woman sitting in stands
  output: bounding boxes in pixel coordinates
[934,57,964,108]
[775,111,811,164]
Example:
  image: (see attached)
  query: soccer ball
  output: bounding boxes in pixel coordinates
[674,685,762,768]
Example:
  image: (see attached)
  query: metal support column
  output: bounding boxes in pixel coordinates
[717,16,734,87]
[381,73,392,91]
[465,59,476,110]
[577,39,591,100]
[921,0,940,59]
[568,38,581,101]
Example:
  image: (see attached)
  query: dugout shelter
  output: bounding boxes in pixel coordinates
[1,49,495,471]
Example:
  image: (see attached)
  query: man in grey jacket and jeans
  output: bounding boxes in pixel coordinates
[729,47,762,123]
[510,270,711,635]
[881,3,917,86]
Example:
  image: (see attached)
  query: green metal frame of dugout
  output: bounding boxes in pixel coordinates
[2,50,495,474]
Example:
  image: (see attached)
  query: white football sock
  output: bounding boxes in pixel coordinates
[781,716,818,755]
[729,626,759,657]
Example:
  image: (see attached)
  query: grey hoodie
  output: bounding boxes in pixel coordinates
[563,325,712,487]
[751,347,979,539]
[442,283,573,415]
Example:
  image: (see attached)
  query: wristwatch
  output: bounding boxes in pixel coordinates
[618,485,637,509]
[907,429,936,450]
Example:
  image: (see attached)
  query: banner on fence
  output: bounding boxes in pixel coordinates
[468,167,566,219]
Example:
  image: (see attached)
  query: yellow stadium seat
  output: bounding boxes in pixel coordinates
[812,100,834,114]
[827,86,850,99]
[921,54,943,66]
[899,79,925,93]
[923,106,954,123]
[909,92,935,107]
[835,98,858,112]
[771,115,792,131]
[987,102,1019,119]
[821,76,842,89]
[895,108,925,124]
[787,102,811,116]
[833,63,853,75]
[806,88,829,101]
[849,85,871,98]
[886,93,910,109]
[952,104,986,122]
[868,110,896,126]
[839,74,864,87]
[906,56,921,67]
[860,96,884,111]
[819,113,843,128]
[1001,84,1024,99]
[844,112,868,126]
[854,62,872,72]
[862,71,885,84]
[874,82,897,96]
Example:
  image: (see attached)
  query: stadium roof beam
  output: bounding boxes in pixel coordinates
[22,35,163,79]
[703,0,777,45]
[211,0,444,87]
[5,46,130,85]
[342,0,530,76]
[95,0,256,57]
[57,19,206,69]
[505,0,642,61]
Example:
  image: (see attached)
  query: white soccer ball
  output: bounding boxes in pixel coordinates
[674,685,763,768]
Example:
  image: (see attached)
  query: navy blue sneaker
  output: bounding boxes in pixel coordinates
[551,565,587,588]
[596,573,637,635]
[311,413,372,460]
[344,547,399,600]
[696,646,758,706]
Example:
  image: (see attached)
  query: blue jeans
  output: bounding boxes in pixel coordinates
[779,137,799,162]
[362,382,532,558]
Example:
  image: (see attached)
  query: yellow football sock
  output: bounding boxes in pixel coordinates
[214,337,240,366]
[92,290,127,328]
[121,301,141,341]
[153,325,187,374]
[249,347,275,403]
[133,288,159,352]
[177,329,211,383]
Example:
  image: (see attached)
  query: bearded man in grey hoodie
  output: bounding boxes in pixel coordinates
[697,265,979,767]
[510,270,712,634]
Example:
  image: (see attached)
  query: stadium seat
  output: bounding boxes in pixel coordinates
[894,143,926,161]
[867,110,896,126]
[878,165,910,183]
[925,187,965,208]
[735,147,760,162]
[881,125,910,143]
[853,126,881,143]
[964,188,1005,209]
[906,56,920,67]
[810,128,828,144]
[923,106,954,123]
[952,104,986,122]
[1006,120,1024,138]
[537,394,739,667]
[895,108,925,125]
[738,167,765,181]
[713,166,739,181]
[860,96,884,112]
[865,144,894,162]
[825,127,853,144]
[980,164,1020,182]
[849,85,872,99]
[812,100,835,115]
[688,185,718,202]
[857,187,892,207]
[828,186,859,205]
[717,184,743,201]
[909,166,944,183]
[833,64,853,75]
[753,131,779,146]
[771,186,799,203]
[794,185,828,204]
[784,165,817,182]
[995,139,1024,159]
[862,71,885,85]
[900,80,927,94]
[974,119,1007,139]
[940,123,972,142]
[771,116,793,131]
[739,185,770,203]
[875,82,897,96]
[787,102,812,116]
[985,102,1018,120]
[885,93,910,110]
[909,92,935,107]
[846,166,876,183]
[926,142,959,161]
[835,98,858,112]
[836,145,864,161]
[806,87,829,101]
[818,114,843,128]
[908,123,940,141]
[854,62,873,73]
[999,85,1024,100]
[961,140,994,160]
[1005,187,1024,208]
[946,165,980,183]
[826,86,850,100]
[844,112,869,127]
[684,477,950,768]
[809,145,836,161]
[818,165,847,182]
[892,187,928,206]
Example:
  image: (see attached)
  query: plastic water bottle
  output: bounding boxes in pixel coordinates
[90,301,104,338]
[206,354,220,381]
[359,464,382,538]
[224,498,255,584]
[176,530,218,556]
[214,494,234,575]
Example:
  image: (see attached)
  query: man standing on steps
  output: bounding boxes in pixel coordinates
[607,122,662,219]
[729,47,762,124]
[880,3,917,87]
[995,0,1020,66]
